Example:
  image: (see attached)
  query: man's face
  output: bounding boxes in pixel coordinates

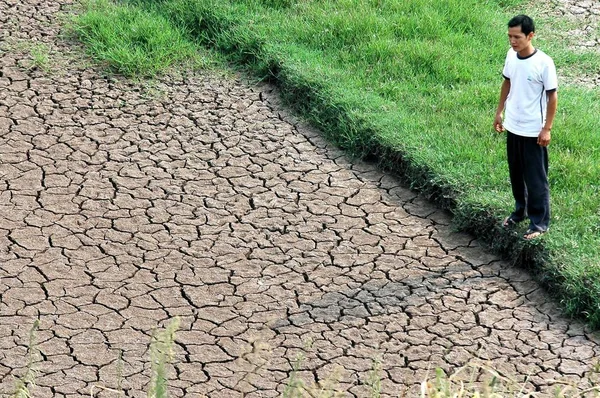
[507,26,534,53]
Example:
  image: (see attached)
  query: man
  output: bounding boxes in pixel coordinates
[494,14,558,240]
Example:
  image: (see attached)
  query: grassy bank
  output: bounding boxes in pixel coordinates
[68,0,600,326]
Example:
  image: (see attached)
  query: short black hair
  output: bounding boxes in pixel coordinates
[508,14,535,36]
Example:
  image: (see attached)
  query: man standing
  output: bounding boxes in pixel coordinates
[494,14,558,240]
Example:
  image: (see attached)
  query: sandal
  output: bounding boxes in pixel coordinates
[502,216,520,228]
[523,229,546,240]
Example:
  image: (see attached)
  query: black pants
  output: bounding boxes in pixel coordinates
[506,131,550,232]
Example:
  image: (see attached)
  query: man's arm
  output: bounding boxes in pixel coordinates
[494,78,511,133]
[538,90,557,147]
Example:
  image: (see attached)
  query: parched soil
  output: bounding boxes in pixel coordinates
[1,1,599,397]
[545,0,600,86]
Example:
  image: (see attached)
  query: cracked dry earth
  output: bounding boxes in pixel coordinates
[1,1,600,398]
[547,0,600,87]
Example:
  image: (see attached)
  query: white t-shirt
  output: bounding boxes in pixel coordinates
[502,48,558,137]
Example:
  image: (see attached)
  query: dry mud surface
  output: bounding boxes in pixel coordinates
[1,0,599,397]
[547,0,600,87]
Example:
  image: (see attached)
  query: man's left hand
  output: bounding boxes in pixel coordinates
[538,128,551,147]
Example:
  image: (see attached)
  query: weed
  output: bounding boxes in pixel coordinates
[12,319,40,398]
[89,350,125,397]
[147,317,180,398]
[4,39,54,72]
[282,351,346,398]
[282,351,306,398]
[368,358,382,398]
[89,319,180,398]
[28,43,51,71]
[9,319,600,397]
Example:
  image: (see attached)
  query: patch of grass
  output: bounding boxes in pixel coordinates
[2,39,54,72]
[69,0,600,327]
[28,43,52,71]
[66,0,216,77]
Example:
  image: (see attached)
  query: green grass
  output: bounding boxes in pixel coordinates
[27,43,52,71]
[66,0,215,77]
[68,0,600,327]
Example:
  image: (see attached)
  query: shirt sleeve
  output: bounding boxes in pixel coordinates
[543,57,558,91]
[502,50,512,80]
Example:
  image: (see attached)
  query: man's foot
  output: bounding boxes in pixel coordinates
[502,216,521,228]
[523,229,546,240]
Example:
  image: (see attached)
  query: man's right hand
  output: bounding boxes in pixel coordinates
[494,114,505,133]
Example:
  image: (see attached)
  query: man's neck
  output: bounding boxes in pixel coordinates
[518,45,535,58]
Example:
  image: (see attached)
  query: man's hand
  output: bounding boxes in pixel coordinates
[494,114,505,133]
[538,127,551,146]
